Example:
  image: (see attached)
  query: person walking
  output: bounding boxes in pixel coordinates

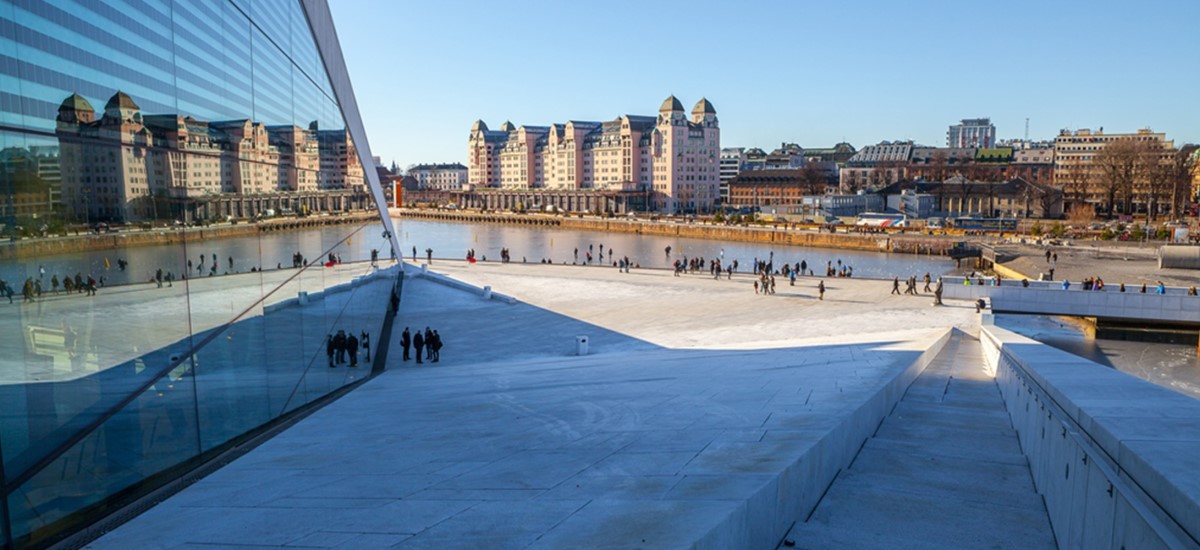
[431,330,442,363]
[400,327,411,361]
[923,273,932,293]
[891,277,901,295]
[818,280,825,300]
[934,278,944,306]
[346,332,359,367]
[413,330,425,364]
[1156,281,1166,295]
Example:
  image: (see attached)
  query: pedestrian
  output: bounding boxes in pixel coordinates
[818,280,825,300]
[426,248,433,264]
[1156,281,1166,295]
[934,278,944,306]
[346,332,359,367]
[1062,280,1070,291]
[333,330,347,364]
[412,246,417,261]
[923,273,931,293]
[431,330,442,362]
[1140,283,1147,294]
[413,330,424,364]
[891,277,901,295]
[424,327,434,361]
[753,280,759,294]
[51,274,59,294]
[400,327,411,361]
[326,335,335,367]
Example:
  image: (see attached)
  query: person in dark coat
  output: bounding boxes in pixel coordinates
[413,330,424,364]
[333,330,347,364]
[346,333,359,367]
[430,330,442,363]
[424,327,434,361]
[326,335,335,367]
[400,328,411,361]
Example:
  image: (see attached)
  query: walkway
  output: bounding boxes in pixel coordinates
[91,265,978,549]
[780,331,1056,549]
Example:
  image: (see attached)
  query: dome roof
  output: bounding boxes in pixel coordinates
[105,91,139,111]
[59,93,94,112]
[659,95,684,112]
[691,97,716,115]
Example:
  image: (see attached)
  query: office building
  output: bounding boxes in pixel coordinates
[947,118,996,149]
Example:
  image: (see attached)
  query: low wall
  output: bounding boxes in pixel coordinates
[980,324,1200,549]
[1160,245,1200,270]
[940,277,1200,325]
[262,264,400,314]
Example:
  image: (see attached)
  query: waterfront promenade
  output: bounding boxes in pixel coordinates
[90,263,1055,548]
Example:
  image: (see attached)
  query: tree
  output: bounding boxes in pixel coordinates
[1037,185,1063,219]
[1094,139,1155,217]
[1157,144,1197,219]
[868,160,903,189]
[1060,160,1090,210]
[801,160,827,195]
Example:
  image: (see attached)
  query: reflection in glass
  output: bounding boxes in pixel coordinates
[0,0,397,546]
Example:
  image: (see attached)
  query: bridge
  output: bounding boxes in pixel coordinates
[942,276,1200,348]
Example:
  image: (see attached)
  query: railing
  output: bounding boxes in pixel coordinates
[980,323,1200,548]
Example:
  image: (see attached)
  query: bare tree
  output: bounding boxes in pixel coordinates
[1095,139,1156,217]
[1037,185,1063,219]
[868,160,903,189]
[1157,144,1197,219]
[801,160,828,195]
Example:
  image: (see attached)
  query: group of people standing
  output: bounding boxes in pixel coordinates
[400,327,442,364]
[326,329,369,368]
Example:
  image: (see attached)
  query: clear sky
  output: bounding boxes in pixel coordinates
[330,0,1200,169]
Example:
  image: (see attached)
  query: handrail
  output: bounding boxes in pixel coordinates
[2,223,376,497]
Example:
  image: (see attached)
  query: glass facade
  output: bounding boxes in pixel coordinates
[0,1,398,547]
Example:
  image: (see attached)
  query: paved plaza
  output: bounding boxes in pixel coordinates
[91,263,1037,548]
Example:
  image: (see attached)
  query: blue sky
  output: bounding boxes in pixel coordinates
[330,0,1199,169]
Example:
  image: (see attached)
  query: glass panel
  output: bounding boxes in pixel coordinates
[0,0,398,543]
[5,364,201,544]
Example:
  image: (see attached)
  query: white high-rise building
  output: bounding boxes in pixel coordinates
[947,118,996,149]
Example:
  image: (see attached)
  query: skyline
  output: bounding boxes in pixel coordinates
[332,0,1200,169]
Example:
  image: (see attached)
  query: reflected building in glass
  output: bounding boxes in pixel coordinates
[0,1,400,547]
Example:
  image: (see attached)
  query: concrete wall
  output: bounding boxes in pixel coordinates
[1160,245,1200,269]
[941,277,1200,324]
[980,324,1200,549]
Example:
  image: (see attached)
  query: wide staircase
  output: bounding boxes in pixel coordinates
[780,332,1057,549]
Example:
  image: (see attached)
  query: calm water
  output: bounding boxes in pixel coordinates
[995,314,1200,399]
[2,218,954,286]
[391,218,953,279]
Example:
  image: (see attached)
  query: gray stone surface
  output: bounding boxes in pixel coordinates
[91,264,981,549]
[782,333,1056,550]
